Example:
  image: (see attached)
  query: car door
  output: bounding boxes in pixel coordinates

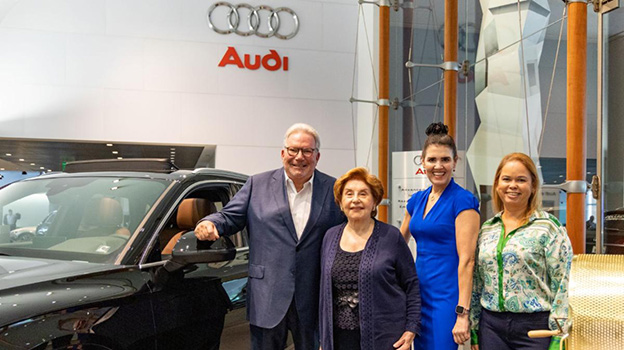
[147,181,249,350]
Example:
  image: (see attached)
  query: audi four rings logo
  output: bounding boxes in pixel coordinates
[207,2,300,40]
[413,155,422,166]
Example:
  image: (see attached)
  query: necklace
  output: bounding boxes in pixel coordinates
[429,191,441,202]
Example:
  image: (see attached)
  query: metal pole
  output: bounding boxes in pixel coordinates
[378,5,390,223]
[566,1,587,254]
[403,1,414,151]
[595,2,604,254]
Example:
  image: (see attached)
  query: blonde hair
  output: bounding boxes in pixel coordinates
[492,152,541,223]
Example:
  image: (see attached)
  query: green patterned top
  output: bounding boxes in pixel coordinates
[470,210,573,341]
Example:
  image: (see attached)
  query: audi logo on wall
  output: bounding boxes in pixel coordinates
[207,2,300,40]
[413,155,422,166]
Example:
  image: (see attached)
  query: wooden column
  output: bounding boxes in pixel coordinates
[566,1,587,254]
[378,5,390,223]
[444,0,458,139]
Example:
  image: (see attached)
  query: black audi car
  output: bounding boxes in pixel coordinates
[0,159,251,349]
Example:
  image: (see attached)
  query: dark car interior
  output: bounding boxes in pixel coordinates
[159,197,219,256]
[157,186,248,259]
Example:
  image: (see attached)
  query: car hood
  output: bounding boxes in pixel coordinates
[0,256,114,291]
[0,256,149,327]
[9,226,35,234]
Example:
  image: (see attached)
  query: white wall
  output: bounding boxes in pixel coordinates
[0,0,367,178]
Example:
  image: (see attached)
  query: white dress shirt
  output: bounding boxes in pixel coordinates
[285,171,314,240]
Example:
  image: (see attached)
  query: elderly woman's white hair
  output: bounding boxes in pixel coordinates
[284,123,321,150]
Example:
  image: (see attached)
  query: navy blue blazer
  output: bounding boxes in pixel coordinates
[319,221,421,350]
[203,168,344,329]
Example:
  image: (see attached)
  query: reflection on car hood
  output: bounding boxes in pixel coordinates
[0,256,114,292]
[0,256,146,328]
[9,227,35,234]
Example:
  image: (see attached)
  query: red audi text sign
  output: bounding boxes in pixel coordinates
[218,46,289,71]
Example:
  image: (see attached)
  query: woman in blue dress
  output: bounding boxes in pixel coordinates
[400,122,480,350]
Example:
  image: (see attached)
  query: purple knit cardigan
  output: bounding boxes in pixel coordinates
[319,220,421,350]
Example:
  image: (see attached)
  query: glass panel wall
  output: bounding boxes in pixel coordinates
[604,7,624,254]
[388,0,620,254]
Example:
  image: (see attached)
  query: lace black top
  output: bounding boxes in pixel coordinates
[331,246,363,330]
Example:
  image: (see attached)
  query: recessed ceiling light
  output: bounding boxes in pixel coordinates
[30,163,35,166]
[112,151,118,154]
[559,175,564,178]
[0,168,4,171]
[19,159,24,162]
[106,144,113,147]
[117,157,123,160]
[47,169,52,172]
[5,153,11,156]
[170,148,175,151]
[39,167,44,169]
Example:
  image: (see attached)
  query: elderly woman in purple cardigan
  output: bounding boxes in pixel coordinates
[319,167,421,350]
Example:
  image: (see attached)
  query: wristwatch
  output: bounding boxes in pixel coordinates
[455,305,470,315]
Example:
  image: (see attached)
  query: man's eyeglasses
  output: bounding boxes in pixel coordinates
[284,147,317,157]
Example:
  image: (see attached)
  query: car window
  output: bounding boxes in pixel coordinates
[157,183,248,258]
[0,176,170,263]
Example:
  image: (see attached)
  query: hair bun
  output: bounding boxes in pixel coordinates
[425,122,449,136]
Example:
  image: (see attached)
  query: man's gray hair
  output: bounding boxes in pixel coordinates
[284,123,321,150]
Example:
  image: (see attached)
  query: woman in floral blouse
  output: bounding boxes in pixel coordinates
[470,153,573,350]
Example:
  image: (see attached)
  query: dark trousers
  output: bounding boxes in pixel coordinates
[334,328,361,350]
[250,298,317,350]
[479,309,552,350]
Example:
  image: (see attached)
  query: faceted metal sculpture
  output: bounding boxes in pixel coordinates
[467,0,550,188]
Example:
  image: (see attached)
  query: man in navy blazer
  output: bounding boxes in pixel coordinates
[195,123,344,350]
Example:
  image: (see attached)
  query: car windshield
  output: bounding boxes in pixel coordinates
[0,176,170,263]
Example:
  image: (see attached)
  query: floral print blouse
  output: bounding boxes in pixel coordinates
[470,210,573,337]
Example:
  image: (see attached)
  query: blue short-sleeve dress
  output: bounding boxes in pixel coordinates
[406,178,479,350]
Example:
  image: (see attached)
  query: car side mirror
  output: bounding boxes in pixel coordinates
[163,231,236,273]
